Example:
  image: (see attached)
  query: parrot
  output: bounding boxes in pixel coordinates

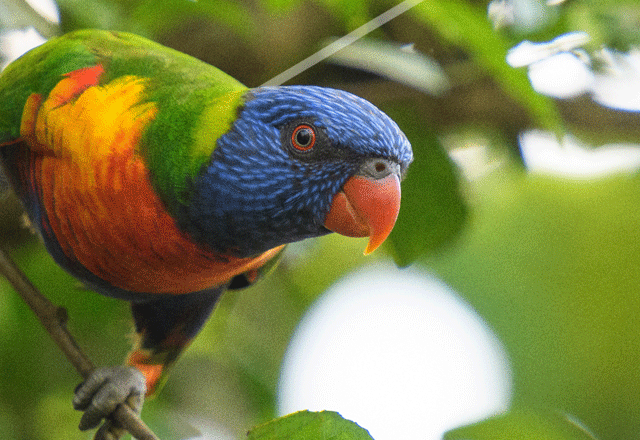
[0,29,413,437]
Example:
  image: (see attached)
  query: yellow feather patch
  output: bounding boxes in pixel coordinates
[29,76,157,171]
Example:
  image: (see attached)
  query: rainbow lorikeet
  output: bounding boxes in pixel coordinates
[0,29,412,436]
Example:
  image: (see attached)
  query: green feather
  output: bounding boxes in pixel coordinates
[0,32,96,142]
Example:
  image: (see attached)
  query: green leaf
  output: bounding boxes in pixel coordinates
[411,0,562,134]
[247,410,374,440]
[445,409,599,440]
[384,106,467,267]
[426,173,640,440]
[326,38,450,96]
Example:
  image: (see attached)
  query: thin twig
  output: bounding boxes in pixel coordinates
[0,246,160,440]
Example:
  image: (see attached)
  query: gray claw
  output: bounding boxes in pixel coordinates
[73,366,146,431]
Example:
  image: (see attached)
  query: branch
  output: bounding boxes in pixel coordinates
[0,246,160,440]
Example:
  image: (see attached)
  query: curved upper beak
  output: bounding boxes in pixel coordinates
[324,161,402,255]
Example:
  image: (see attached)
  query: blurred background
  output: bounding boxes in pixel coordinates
[2,0,640,439]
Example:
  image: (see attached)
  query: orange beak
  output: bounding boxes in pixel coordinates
[323,174,401,255]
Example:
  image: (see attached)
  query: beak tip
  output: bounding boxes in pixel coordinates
[325,174,401,255]
[363,238,383,255]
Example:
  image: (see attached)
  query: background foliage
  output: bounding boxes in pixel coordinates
[1,0,640,439]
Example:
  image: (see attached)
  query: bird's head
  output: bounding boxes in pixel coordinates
[185,86,413,257]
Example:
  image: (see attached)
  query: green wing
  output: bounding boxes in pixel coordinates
[0,29,248,215]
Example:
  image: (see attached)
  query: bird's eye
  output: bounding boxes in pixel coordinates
[291,125,316,151]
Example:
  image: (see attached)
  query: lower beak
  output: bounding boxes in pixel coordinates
[323,173,401,255]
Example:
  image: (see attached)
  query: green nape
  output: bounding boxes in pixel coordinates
[190,90,246,185]
[142,86,247,216]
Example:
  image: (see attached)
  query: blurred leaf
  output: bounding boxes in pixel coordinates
[0,406,19,440]
[316,0,370,29]
[56,0,129,34]
[445,409,599,440]
[132,0,256,41]
[0,0,59,38]
[247,410,374,440]
[56,0,255,41]
[262,0,304,13]
[427,173,640,440]
[138,402,201,440]
[566,1,640,51]
[412,0,563,133]
[327,38,450,95]
[384,106,467,267]
[33,392,83,440]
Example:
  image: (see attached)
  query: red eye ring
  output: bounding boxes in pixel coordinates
[291,124,316,151]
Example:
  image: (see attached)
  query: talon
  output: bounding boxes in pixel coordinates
[73,366,146,431]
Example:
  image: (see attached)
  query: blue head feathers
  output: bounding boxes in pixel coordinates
[181,85,413,257]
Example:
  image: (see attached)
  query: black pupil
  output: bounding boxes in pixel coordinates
[296,128,313,146]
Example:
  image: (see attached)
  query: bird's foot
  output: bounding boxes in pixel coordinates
[73,366,146,440]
